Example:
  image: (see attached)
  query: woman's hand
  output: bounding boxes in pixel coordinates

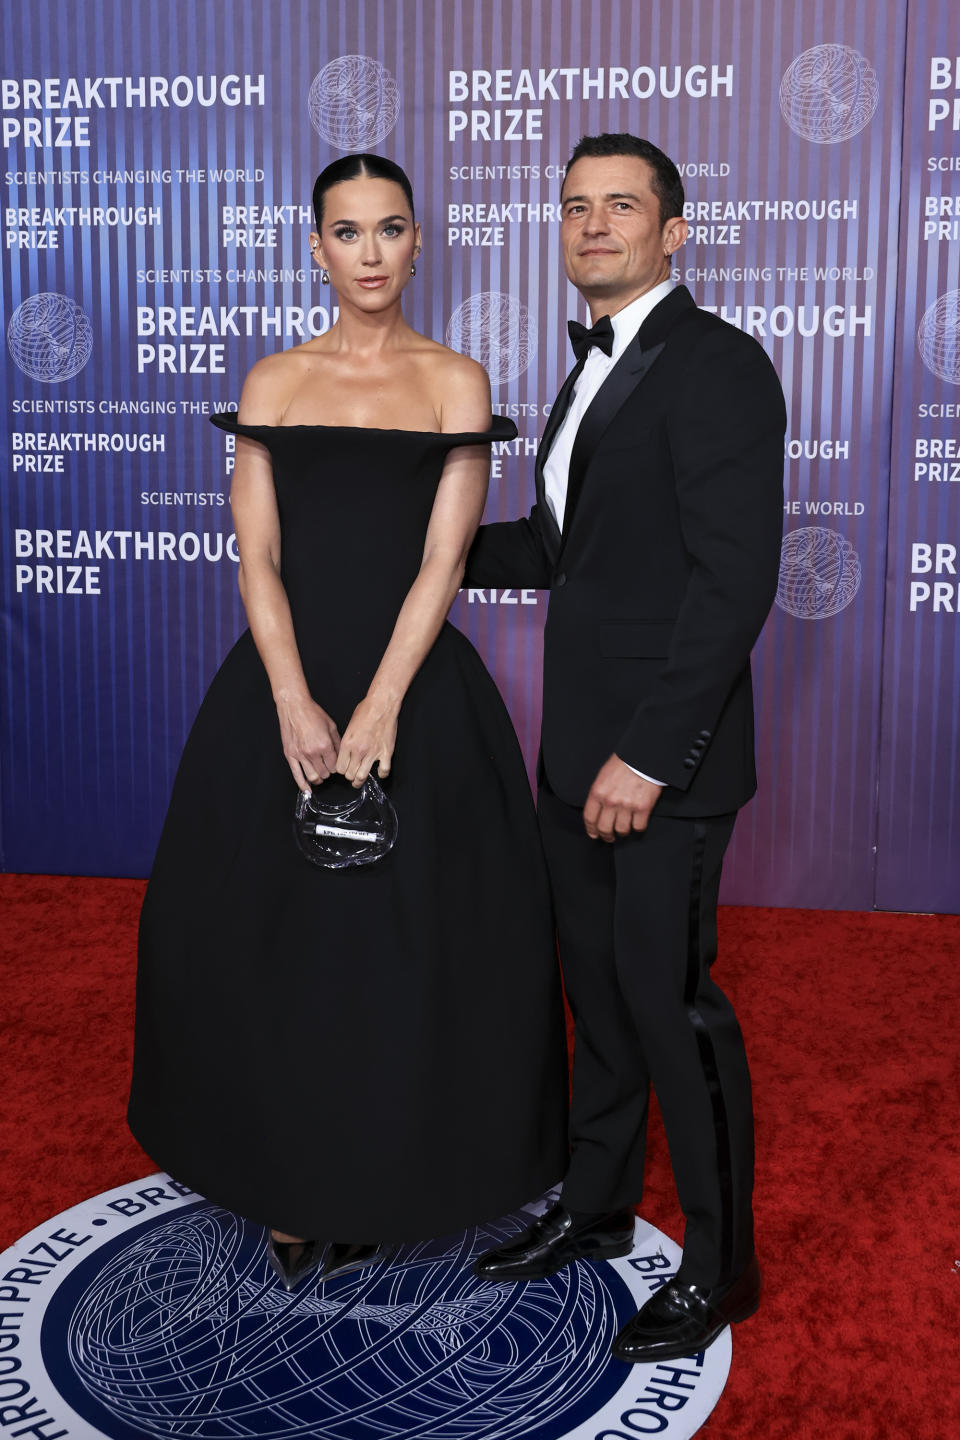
[276,693,341,792]
[336,694,399,787]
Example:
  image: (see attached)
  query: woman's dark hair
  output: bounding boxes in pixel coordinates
[312,154,415,229]
[563,133,684,229]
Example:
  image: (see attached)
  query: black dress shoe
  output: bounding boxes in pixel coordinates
[265,1235,325,1292]
[320,1242,391,1281]
[611,1254,762,1364]
[473,1202,636,1282]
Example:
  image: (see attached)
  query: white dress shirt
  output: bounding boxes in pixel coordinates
[543,279,674,789]
[543,279,674,530]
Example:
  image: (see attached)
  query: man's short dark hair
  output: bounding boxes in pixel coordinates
[563,133,684,229]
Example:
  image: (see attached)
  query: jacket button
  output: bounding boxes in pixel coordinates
[684,757,696,768]
[699,729,711,739]
[554,572,567,587]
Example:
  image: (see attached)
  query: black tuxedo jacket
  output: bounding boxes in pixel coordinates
[465,284,787,817]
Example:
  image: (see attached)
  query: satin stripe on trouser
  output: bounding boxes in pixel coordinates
[537,781,755,1288]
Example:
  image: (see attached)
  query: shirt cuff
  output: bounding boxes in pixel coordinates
[622,761,667,787]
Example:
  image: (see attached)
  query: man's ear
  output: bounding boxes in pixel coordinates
[663,215,689,257]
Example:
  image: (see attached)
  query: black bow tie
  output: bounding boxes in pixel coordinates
[568,314,615,362]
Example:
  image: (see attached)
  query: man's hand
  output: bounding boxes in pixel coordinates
[583,755,663,841]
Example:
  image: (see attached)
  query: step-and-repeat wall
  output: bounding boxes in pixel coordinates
[1,0,957,911]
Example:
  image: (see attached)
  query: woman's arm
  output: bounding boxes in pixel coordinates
[335,357,492,787]
[231,360,341,791]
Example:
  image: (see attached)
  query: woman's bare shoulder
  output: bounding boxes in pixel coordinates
[431,348,492,430]
[410,339,490,410]
[236,346,315,424]
[409,333,485,373]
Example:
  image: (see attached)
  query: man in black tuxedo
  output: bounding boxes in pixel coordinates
[467,134,786,1364]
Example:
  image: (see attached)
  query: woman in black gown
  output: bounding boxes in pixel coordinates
[127,154,568,1288]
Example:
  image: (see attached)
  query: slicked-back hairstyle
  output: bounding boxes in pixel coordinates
[312,153,415,230]
[562,133,684,230]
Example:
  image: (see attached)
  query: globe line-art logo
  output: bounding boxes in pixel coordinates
[776,526,863,619]
[917,290,960,385]
[7,292,94,383]
[446,293,537,385]
[308,55,401,149]
[779,45,879,144]
[6,1175,729,1439]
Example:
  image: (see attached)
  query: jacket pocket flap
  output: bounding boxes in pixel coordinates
[598,620,674,658]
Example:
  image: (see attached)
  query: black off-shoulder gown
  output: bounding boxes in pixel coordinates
[127,414,569,1242]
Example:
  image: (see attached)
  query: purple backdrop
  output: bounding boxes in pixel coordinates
[1,0,956,913]
[876,3,960,912]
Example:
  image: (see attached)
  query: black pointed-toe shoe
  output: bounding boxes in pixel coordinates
[265,1234,326,1292]
[473,1202,636,1282]
[320,1242,391,1281]
[611,1254,762,1364]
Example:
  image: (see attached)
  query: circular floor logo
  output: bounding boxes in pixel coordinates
[446,292,538,385]
[308,54,401,149]
[779,44,879,144]
[917,290,960,385]
[1,1175,730,1438]
[776,525,863,618]
[7,292,94,382]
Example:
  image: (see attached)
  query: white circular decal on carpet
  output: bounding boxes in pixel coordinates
[0,1175,730,1438]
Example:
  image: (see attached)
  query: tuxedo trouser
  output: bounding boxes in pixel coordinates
[537,780,755,1288]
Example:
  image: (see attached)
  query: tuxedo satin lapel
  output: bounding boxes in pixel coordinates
[535,358,583,559]
[558,286,700,550]
[560,339,666,546]
[538,358,584,475]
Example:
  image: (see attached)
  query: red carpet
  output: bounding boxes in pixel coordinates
[1,875,958,1437]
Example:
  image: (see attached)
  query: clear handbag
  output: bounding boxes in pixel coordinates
[293,772,398,869]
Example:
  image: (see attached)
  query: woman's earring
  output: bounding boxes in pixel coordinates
[410,263,417,276]
[321,269,329,285]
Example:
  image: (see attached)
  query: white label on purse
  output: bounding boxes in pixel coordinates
[313,823,380,842]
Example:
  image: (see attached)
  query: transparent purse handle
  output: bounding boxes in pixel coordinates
[293,770,398,869]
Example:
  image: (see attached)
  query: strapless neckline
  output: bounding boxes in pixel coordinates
[210,410,518,441]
